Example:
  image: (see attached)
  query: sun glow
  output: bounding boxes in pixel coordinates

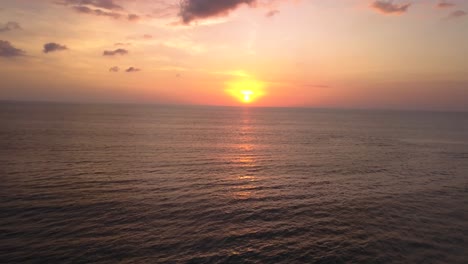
[226,79,265,104]
[241,90,253,103]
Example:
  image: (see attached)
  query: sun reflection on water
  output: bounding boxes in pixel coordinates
[228,109,261,199]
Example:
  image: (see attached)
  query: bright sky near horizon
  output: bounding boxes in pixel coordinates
[0,0,467,110]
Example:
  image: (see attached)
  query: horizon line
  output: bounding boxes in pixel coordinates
[1,99,467,114]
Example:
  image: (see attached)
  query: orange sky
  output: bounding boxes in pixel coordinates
[0,0,467,110]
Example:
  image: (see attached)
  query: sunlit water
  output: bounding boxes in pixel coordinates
[1,103,467,263]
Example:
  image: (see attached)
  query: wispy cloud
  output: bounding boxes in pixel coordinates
[0,40,25,57]
[448,10,467,19]
[126,67,141,73]
[127,34,153,40]
[72,5,121,19]
[150,2,179,19]
[114,42,131,46]
[109,66,120,72]
[43,42,68,53]
[103,48,128,56]
[60,0,124,10]
[56,0,141,21]
[265,9,280,18]
[370,0,411,15]
[436,1,456,8]
[128,14,140,21]
[0,21,21,33]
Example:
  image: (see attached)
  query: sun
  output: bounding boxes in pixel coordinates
[241,90,253,103]
[226,79,265,104]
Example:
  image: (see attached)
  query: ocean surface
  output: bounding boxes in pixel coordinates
[1,102,467,263]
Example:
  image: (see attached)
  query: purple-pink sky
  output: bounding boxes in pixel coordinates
[0,0,467,110]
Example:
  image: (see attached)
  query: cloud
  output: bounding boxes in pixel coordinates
[57,0,143,21]
[109,66,120,72]
[371,0,411,15]
[128,14,140,21]
[0,21,21,33]
[109,66,140,73]
[179,0,256,24]
[437,1,455,8]
[125,67,141,72]
[448,10,467,18]
[0,40,25,57]
[59,0,123,10]
[73,5,121,19]
[103,48,128,56]
[127,34,153,40]
[43,42,68,53]
[265,9,280,17]
[114,42,131,46]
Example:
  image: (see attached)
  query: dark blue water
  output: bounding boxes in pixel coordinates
[1,102,467,263]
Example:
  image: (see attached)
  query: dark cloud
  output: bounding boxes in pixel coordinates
[0,40,25,57]
[448,10,467,18]
[265,9,280,17]
[103,48,128,56]
[109,66,120,72]
[128,14,140,21]
[126,67,141,72]
[179,0,256,24]
[43,42,68,53]
[0,21,21,33]
[437,1,455,8]
[371,0,411,15]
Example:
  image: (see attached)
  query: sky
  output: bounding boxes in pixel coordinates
[0,0,467,110]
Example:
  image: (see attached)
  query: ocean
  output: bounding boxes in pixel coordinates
[1,102,467,263]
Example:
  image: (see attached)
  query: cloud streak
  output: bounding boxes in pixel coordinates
[73,5,121,19]
[109,66,120,72]
[265,9,280,17]
[128,14,140,21]
[127,34,153,40]
[57,0,141,21]
[103,48,128,56]
[126,67,141,72]
[371,0,411,15]
[437,1,455,8]
[448,10,467,19]
[43,42,68,53]
[0,40,25,57]
[0,21,21,33]
[114,42,131,46]
[60,0,123,10]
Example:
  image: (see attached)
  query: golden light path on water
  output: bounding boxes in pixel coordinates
[226,108,259,199]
